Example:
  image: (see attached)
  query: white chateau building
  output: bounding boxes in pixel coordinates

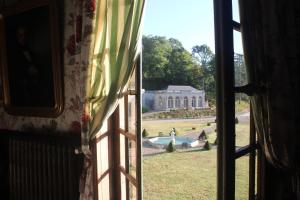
[142,85,208,111]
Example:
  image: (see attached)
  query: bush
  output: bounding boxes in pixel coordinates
[166,141,175,152]
[207,122,211,126]
[198,130,208,140]
[142,107,149,113]
[235,117,239,124]
[142,129,149,137]
[214,137,218,145]
[158,132,164,136]
[203,141,212,150]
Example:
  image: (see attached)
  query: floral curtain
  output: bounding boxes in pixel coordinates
[66,0,145,199]
[239,0,300,198]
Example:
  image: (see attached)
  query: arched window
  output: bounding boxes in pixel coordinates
[192,96,196,107]
[198,96,203,107]
[175,97,180,108]
[184,97,188,108]
[168,96,173,108]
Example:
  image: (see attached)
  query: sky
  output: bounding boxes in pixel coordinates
[142,0,243,54]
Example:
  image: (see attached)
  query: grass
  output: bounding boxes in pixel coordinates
[235,100,250,113]
[143,124,250,200]
[142,120,211,137]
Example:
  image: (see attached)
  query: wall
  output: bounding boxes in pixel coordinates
[0,0,83,132]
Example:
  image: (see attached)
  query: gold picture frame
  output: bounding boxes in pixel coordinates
[0,0,63,117]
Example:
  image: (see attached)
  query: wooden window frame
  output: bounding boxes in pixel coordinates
[214,0,262,199]
[92,56,142,200]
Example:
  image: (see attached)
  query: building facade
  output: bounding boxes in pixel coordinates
[142,85,208,111]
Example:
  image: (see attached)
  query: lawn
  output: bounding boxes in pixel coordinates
[142,119,213,137]
[143,124,251,200]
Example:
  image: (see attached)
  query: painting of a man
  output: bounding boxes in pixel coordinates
[8,26,41,106]
[4,5,55,108]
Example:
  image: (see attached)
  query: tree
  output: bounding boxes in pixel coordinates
[192,44,216,103]
[142,35,172,79]
[192,44,214,67]
[234,53,248,102]
[142,35,202,90]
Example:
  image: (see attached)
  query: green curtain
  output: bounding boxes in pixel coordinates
[79,0,145,199]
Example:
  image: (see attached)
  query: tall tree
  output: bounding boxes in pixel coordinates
[142,35,172,79]
[142,35,203,90]
[192,44,216,103]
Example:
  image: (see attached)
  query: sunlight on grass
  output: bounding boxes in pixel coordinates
[142,120,211,137]
[143,124,250,200]
[143,149,250,200]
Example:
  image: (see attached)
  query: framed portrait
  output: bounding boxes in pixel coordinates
[0,0,63,117]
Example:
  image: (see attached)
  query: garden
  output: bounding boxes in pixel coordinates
[142,119,251,200]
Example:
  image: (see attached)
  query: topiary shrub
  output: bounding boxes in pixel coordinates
[142,129,149,138]
[166,141,175,152]
[142,107,149,113]
[214,137,218,145]
[198,130,208,141]
[203,141,212,150]
[235,117,239,124]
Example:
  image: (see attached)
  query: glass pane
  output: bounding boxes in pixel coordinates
[128,140,137,178]
[234,30,244,55]
[128,68,136,91]
[129,182,137,200]
[119,97,126,130]
[128,95,136,134]
[97,136,109,177]
[232,0,240,23]
[98,174,110,200]
[234,53,248,87]
[235,97,250,148]
[121,173,127,200]
[235,156,249,200]
[99,119,108,134]
[120,134,126,168]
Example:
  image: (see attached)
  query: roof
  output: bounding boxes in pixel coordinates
[166,85,200,92]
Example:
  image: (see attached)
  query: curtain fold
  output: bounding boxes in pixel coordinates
[239,1,300,197]
[239,0,300,170]
[78,0,145,199]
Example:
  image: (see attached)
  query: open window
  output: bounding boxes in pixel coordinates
[92,56,142,200]
[214,0,260,199]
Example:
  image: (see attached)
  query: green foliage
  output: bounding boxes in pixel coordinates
[166,141,175,152]
[235,100,250,113]
[143,108,216,120]
[142,107,149,113]
[234,53,249,102]
[198,130,208,140]
[142,37,248,107]
[214,137,218,145]
[203,141,212,150]
[192,44,216,104]
[142,35,203,91]
[142,129,149,137]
